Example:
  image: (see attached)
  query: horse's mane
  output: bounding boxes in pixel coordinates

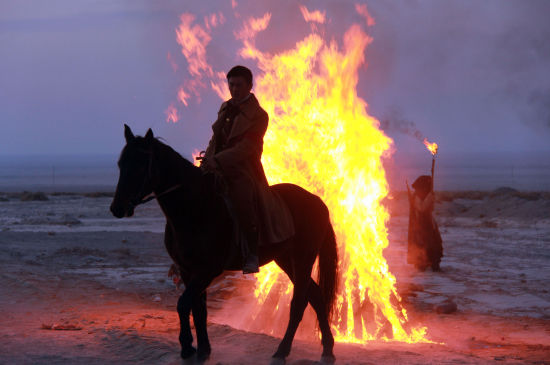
[121,135,202,183]
[153,138,196,168]
[152,138,205,185]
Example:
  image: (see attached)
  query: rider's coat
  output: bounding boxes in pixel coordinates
[203,93,294,244]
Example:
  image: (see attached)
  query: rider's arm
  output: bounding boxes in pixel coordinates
[200,138,218,171]
[214,110,268,172]
[202,136,215,163]
[201,102,228,169]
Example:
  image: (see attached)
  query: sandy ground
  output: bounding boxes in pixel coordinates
[0,191,549,364]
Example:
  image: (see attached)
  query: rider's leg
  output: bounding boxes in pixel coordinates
[242,223,259,273]
[227,175,259,273]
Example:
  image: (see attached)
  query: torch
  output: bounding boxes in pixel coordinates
[423,138,439,192]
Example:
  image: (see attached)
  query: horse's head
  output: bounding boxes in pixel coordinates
[110,124,156,218]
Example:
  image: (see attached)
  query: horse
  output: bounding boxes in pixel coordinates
[110,125,338,364]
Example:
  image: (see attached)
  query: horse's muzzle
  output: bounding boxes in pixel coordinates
[110,202,134,218]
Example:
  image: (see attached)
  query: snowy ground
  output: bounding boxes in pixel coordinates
[0,191,549,364]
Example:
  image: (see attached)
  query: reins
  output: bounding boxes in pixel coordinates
[133,183,184,207]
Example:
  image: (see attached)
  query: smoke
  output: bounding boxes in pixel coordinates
[379,107,424,141]
[491,6,550,132]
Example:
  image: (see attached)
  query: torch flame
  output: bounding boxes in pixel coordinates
[423,138,438,156]
[172,5,429,344]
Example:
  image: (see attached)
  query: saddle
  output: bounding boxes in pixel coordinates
[201,169,293,255]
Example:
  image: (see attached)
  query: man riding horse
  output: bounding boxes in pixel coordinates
[110,66,338,361]
[200,65,294,274]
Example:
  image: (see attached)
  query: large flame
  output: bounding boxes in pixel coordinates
[170,4,428,343]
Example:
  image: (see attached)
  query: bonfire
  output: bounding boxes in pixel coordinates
[170,4,429,344]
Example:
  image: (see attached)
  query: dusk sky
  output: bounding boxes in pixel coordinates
[1,0,549,161]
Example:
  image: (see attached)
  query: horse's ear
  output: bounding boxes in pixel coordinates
[144,128,154,143]
[124,124,135,143]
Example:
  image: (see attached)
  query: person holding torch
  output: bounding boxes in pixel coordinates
[406,139,443,272]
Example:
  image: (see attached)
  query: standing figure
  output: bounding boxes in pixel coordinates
[201,65,294,274]
[407,175,443,271]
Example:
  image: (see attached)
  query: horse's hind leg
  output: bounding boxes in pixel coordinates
[307,278,335,363]
[272,280,309,362]
[272,260,312,363]
[192,291,211,361]
[273,258,335,363]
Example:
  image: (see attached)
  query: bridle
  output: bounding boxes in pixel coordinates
[127,148,183,209]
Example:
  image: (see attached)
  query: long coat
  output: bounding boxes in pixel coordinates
[203,93,294,245]
[407,191,443,270]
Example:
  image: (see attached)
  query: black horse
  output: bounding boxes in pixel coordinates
[110,125,338,364]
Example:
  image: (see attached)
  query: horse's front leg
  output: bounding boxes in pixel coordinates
[192,291,211,361]
[177,276,214,360]
[177,287,196,359]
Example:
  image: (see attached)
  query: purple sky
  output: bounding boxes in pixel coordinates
[1,0,549,161]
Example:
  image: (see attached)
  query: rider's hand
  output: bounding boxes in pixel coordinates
[201,157,219,173]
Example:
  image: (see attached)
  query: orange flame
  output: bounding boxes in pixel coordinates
[191,149,202,167]
[204,12,225,30]
[423,138,438,156]
[210,71,231,101]
[234,13,271,41]
[166,52,178,72]
[300,6,326,24]
[165,104,178,123]
[245,21,426,344]
[355,4,376,27]
[177,87,190,107]
[176,13,213,77]
[172,5,429,344]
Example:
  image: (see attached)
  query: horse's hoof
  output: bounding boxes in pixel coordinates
[320,354,336,364]
[270,357,286,365]
[196,350,211,363]
[180,346,197,359]
[180,353,196,365]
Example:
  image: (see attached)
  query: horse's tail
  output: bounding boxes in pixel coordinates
[318,221,338,321]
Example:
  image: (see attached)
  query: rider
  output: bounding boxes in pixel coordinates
[201,65,270,274]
